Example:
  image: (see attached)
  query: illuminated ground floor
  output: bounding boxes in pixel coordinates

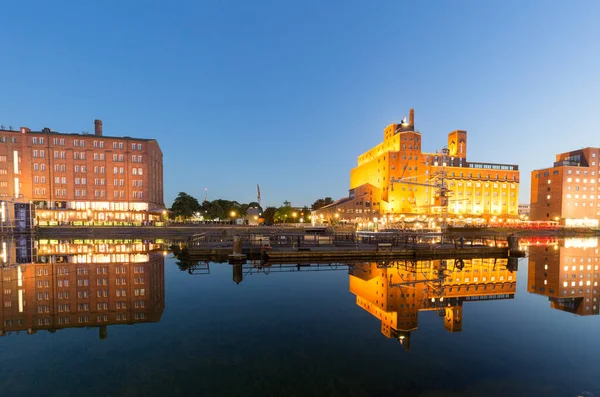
[0,200,167,228]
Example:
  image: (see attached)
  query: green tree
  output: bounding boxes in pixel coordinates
[274,201,293,223]
[311,197,334,210]
[262,207,277,224]
[170,192,201,220]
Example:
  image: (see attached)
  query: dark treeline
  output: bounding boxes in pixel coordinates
[169,192,335,224]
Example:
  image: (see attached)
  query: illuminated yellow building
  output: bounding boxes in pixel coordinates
[315,109,520,224]
[349,258,516,350]
[0,238,165,338]
[528,237,599,315]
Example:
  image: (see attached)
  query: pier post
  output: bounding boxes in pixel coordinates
[228,235,247,263]
[507,234,519,256]
[233,236,242,255]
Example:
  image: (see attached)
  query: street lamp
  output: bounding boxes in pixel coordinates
[230,210,236,224]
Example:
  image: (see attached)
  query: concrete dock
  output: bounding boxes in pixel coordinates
[183,234,525,263]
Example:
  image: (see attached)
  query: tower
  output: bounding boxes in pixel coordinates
[444,305,463,332]
[447,130,467,159]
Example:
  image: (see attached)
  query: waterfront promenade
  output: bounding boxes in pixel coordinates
[33,223,600,239]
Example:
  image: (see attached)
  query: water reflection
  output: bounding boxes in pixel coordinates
[177,256,518,348]
[528,237,599,316]
[349,258,517,350]
[0,237,165,338]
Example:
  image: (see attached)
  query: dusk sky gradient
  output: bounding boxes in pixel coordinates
[1,1,599,208]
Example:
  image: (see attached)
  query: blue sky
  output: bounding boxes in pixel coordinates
[1,1,599,208]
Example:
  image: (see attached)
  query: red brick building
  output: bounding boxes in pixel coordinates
[0,120,164,225]
[530,147,600,227]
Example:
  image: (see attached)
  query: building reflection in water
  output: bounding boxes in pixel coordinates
[349,258,517,350]
[0,237,165,338]
[528,237,599,316]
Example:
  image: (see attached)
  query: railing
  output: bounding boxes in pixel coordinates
[186,230,509,250]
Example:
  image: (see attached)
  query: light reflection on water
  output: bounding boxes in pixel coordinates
[0,236,598,397]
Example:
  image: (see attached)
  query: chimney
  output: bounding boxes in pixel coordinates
[409,109,414,126]
[94,119,103,136]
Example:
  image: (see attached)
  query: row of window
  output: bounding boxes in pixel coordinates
[565,194,600,199]
[565,202,600,207]
[456,191,516,197]
[32,188,147,199]
[32,264,140,276]
[32,137,144,151]
[31,150,144,162]
[566,178,599,183]
[33,165,144,177]
[540,169,599,178]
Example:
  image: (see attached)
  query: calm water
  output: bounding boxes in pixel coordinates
[0,237,599,397]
